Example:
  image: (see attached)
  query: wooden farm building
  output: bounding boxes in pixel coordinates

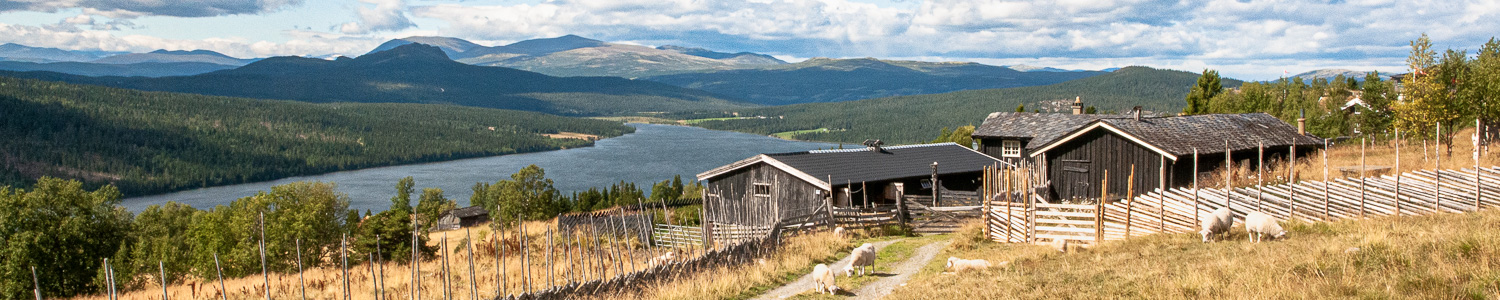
[436,206,490,230]
[696,143,1002,227]
[974,110,1323,201]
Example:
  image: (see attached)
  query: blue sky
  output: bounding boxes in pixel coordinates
[1,0,1497,80]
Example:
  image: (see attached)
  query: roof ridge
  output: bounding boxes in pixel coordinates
[802,142,956,154]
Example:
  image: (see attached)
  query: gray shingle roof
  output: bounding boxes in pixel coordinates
[972,112,1121,149]
[1094,113,1323,156]
[698,143,1003,188]
[443,206,489,218]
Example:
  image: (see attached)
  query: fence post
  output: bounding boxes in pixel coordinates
[1323,139,1330,221]
[1258,141,1264,212]
[259,212,269,300]
[1159,155,1166,232]
[498,225,506,297]
[1102,169,1109,241]
[466,228,477,300]
[343,233,351,300]
[1095,196,1105,244]
[1289,144,1298,220]
[31,266,39,300]
[1193,148,1200,223]
[296,239,306,300]
[214,254,227,300]
[1437,122,1443,213]
[1476,118,1483,211]
[368,253,377,300]
[1360,138,1367,218]
[1396,129,1402,217]
[1225,140,1232,212]
[375,235,383,300]
[159,261,167,300]
[983,166,991,240]
[932,162,940,207]
[1126,165,1135,237]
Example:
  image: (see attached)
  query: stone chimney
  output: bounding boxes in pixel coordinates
[1297,109,1307,135]
[1071,96,1084,115]
[1132,106,1142,121]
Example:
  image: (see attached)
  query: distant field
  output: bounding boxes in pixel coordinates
[681,117,749,124]
[771,128,830,139]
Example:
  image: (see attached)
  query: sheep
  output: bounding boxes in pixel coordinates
[945,256,992,273]
[648,251,675,266]
[1051,239,1070,253]
[1199,206,1234,243]
[845,243,877,276]
[1244,211,1287,243]
[812,264,840,295]
[833,226,846,237]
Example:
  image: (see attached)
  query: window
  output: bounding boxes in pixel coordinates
[1001,140,1022,157]
[753,183,772,197]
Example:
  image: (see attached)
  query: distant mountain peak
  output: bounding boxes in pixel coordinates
[501,34,608,56]
[355,43,452,64]
[148,49,235,58]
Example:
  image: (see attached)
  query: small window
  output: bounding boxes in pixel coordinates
[753,183,772,197]
[1001,140,1022,157]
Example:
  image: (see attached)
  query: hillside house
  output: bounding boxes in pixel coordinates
[436,206,489,230]
[695,143,1002,227]
[974,107,1323,201]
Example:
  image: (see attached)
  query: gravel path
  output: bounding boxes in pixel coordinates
[752,240,900,299]
[848,240,947,300]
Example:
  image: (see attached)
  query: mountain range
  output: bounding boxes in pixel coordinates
[0,46,254,77]
[1289,69,1387,82]
[0,44,748,116]
[368,35,786,78]
[641,58,1105,105]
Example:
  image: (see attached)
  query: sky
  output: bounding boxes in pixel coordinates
[1,0,1498,80]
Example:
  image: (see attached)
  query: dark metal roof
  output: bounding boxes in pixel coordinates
[1041,113,1323,158]
[443,206,489,218]
[760,143,1002,187]
[972,112,1121,149]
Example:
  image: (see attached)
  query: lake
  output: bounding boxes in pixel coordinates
[121,124,836,213]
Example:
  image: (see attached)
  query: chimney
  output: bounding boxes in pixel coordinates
[862,139,884,152]
[1071,96,1084,115]
[1132,106,1142,121]
[1297,109,1307,135]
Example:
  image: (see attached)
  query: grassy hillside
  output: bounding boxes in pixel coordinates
[0,76,634,196]
[890,208,1500,299]
[642,58,1103,105]
[0,44,751,116]
[683,66,1242,144]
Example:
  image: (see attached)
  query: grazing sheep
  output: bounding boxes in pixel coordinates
[833,226,846,237]
[1051,239,1070,253]
[1199,206,1234,243]
[648,251,675,266]
[845,243,877,276]
[945,256,992,273]
[1244,211,1287,243]
[812,264,840,295]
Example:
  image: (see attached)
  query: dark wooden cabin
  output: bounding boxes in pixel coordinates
[975,112,1324,201]
[436,206,490,230]
[696,143,1003,227]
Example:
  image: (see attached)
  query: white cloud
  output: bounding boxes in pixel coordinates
[0,0,303,18]
[338,0,416,34]
[0,22,383,58]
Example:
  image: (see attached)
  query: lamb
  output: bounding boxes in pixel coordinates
[1244,211,1286,243]
[812,264,840,295]
[648,251,675,266]
[1199,206,1234,243]
[844,243,877,276]
[945,256,992,273]
[1051,239,1070,253]
[833,226,846,237]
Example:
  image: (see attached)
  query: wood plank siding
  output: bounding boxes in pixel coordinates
[703,163,823,226]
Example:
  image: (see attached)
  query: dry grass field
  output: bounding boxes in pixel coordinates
[887,208,1500,299]
[593,231,854,300]
[70,219,688,300]
[1206,127,1500,189]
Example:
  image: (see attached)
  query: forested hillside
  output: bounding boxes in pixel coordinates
[0,44,750,116]
[0,76,634,196]
[683,66,1241,144]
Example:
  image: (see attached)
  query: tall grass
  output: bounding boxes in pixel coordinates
[69,219,685,300]
[595,231,850,300]
[1202,127,1500,189]
[888,207,1500,299]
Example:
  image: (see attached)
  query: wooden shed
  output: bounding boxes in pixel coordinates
[436,206,490,230]
[695,143,1003,227]
[977,112,1323,201]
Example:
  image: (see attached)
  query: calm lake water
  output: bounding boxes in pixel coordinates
[122,124,836,213]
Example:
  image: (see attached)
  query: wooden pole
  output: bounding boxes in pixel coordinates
[412,217,419,300]
[498,225,506,297]
[1005,167,1013,242]
[375,235,383,300]
[1323,139,1330,221]
[466,228,477,300]
[932,162,940,207]
[1437,122,1443,213]
[546,228,555,289]
[159,261,167,300]
[1258,141,1264,212]
[1126,164,1135,238]
[1396,129,1402,216]
[104,259,114,300]
[31,266,39,300]
[342,233,350,300]
[213,254,227,300]
[368,253,377,300]
[1360,138,1367,218]
[258,212,269,300]
[1159,155,1166,232]
[1102,169,1108,239]
[1289,144,1298,220]
[1477,118,1483,211]
[441,234,452,300]
[1193,148,1200,222]
[296,239,306,300]
[1225,140,1232,212]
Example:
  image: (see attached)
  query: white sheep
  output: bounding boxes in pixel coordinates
[812,264,840,295]
[1199,206,1234,243]
[833,226,846,237]
[1244,211,1286,243]
[844,243,877,276]
[945,256,992,273]
[648,251,675,266]
[1051,239,1070,253]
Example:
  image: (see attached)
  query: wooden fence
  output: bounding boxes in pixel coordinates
[653,224,703,249]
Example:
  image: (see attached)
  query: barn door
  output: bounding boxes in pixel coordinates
[1060,159,1091,200]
